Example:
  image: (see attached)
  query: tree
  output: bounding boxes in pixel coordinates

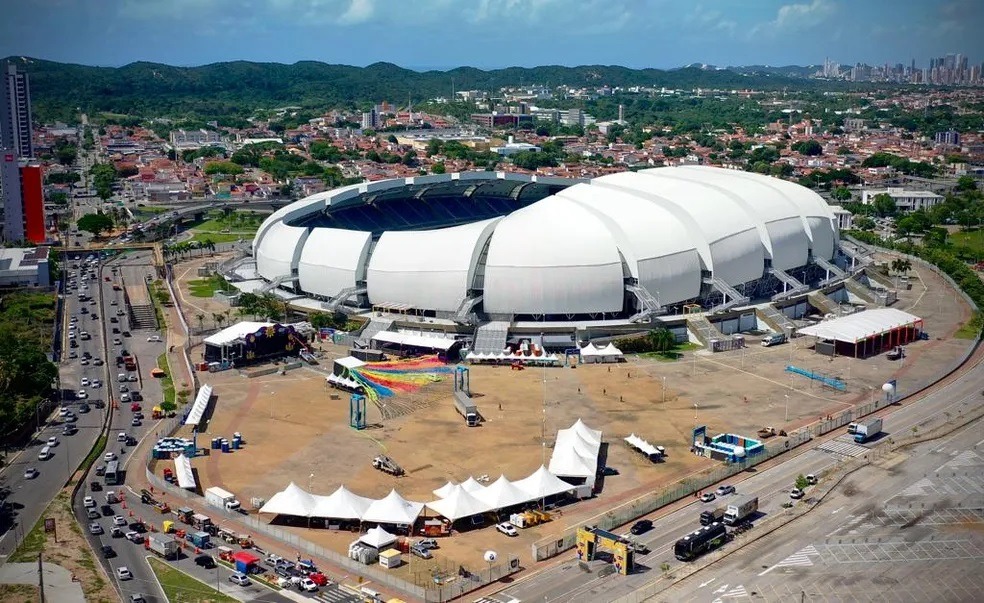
[853,216,876,230]
[891,258,912,275]
[792,140,823,156]
[831,187,852,201]
[871,193,897,218]
[956,175,978,192]
[204,161,244,176]
[195,312,206,333]
[309,312,333,329]
[76,212,114,237]
[431,162,446,174]
[795,474,809,490]
[645,328,675,354]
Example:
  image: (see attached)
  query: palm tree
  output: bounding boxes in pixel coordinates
[891,258,912,276]
[646,328,675,354]
[212,312,225,329]
[195,312,206,334]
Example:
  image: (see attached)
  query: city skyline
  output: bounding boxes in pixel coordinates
[1,0,982,71]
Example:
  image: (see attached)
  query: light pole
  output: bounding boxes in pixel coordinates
[784,394,789,423]
[661,376,666,404]
[694,402,699,422]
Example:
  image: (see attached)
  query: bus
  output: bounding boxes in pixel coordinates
[674,522,728,561]
[104,460,121,486]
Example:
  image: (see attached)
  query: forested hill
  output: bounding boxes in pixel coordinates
[4,56,816,121]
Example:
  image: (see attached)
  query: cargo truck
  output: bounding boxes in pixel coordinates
[453,392,479,426]
[723,495,758,526]
[148,533,179,559]
[699,507,726,526]
[204,486,241,511]
[853,417,882,443]
[191,513,212,531]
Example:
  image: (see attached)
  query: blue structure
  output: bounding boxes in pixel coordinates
[692,425,765,463]
[454,365,470,395]
[350,394,367,430]
[785,365,846,391]
[564,348,581,366]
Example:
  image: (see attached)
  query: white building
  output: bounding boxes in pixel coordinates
[861,187,944,212]
[0,246,50,287]
[169,129,222,148]
[829,205,854,230]
[491,136,540,156]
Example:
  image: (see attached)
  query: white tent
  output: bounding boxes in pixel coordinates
[460,477,486,495]
[571,418,602,446]
[549,419,602,481]
[173,454,196,490]
[514,465,575,499]
[426,485,491,522]
[311,485,373,521]
[184,384,213,426]
[796,308,921,343]
[359,525,398,549]
[598,343,623,361]
[432,481,458,499]
[258,482,316,516]
[477,475,531,510]
[624,433,662,458]
[362,489,425,525]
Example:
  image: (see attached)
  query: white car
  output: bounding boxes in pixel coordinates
[104,452,117,462]
[83,496,96,508]
[790,488,805,499]
[496,522,518,537]
[299,578,318,592]
[59,407,70,417]
[91,379,102,388]
[116,567,133,580]
[24,467,39,479]
[113,515,127,526]
[76,390,88,399]
[147,335,161,342]
[46,436,58,447]
[228,573,250,586]
[80,377,90,386]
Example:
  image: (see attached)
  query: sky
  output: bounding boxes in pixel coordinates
[2,0,983,71]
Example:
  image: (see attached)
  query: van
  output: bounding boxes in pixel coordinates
[118,432,127,442]
[761,333,787,347]
[38,446,52,461]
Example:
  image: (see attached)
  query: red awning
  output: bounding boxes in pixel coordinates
[232,551,260,565]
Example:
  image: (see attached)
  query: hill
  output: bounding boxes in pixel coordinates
[3,56,823,121]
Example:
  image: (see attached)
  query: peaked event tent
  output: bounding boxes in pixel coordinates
[258,482,315,516]
[425,485,491,521]
[433,481,458,499]
[477,475,531,509]
[311,485,373,521]
[549,419,603,481]
[359,526,398,548]
[460,477,486,494]
[513,465,577,499]
[361,489,425,525]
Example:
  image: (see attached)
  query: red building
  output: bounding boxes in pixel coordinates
[19,164,45,244]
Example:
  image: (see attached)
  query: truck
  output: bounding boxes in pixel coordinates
[191,513,212,531]
[148,533,179,559]
[205,486,241,512]
[123,355,136,371]
[761,332,787,347]
[723,495,758,526]
[699,507,726,526]
[187,531,211,548]
[852,417,882,443]
[453,392,479,426]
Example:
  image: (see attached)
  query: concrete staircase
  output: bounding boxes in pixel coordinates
[473,321,510,354]
[844,277,877,303]
[756,304,797,335]
[814,256,847,286]
[704,276,750,312]
[807,291,840,316]
[687,315,724,347]
[129,303,158,330]
[766,267,809,301]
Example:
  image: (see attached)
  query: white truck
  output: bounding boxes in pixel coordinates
[148,533,179,559]
[723,495,758,526]
[204,486,241,512]
[852,417,882,443]
[453,392,479,427]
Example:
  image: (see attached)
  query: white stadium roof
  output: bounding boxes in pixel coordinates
[252,167,837,317]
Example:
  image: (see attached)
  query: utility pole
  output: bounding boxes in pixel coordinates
[38,552,45,603]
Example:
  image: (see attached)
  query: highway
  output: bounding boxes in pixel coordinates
[495,350,984,603]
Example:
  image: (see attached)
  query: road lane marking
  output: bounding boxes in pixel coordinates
[699,578,716,587]
[831,506,844,514]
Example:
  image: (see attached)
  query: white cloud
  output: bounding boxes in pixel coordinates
[750,0,836,38]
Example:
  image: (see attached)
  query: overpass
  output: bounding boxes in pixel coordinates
[57,242,165,268]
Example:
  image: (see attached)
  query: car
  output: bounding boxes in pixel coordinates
[128,375,137,382]
[90,480,102,491]
[101,505,114,517]
[87,509,100,520]
[133,412,144,420]
[24,467,39,479]
[228,573,251,586]
[119,393,130,403]
[130,391,143,401]
[116,309,125,316]
[46,436,58,447]
[101,545,116,558]
[194,554,216,569]
[83,496,96,508]
[93,400,105,409]
[113,515,127,526]
[112,327,120,333]
[130,402,141,412]
[95,464,106,476]
[110,317,118,323]
[299,578,318,592]
[128,595,146,603]
[113,338,122,345]
[78,403,90,413]
[308,572,329,586]
[630,519,654,535]
[417,538,439,550]
[128,522,147,533]
[700,492,716,503]
[122,331,131,338]
[116,567,133,580]
[68,351,78,359]
[62,424,78,436]
[410,544,433,559]
[806,474,818,485]
[76,389,87,399]
[91,379,102,387]
[110,526,124,538]
[89,523,103,535]
[110,300,118,306]
[93,359,104,366]
[80,377,90,386]
[496,522,518,537]
[125,531,143,543]
[147,335,162,342]
[790,488,805,499]
[104,452,117,462]
[119,384,129,393]
[64,412,78,422]
[715,485,736,496]
[131,417,141,427]
[600,466,619,476]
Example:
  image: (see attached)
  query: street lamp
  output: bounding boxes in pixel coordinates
[661,376,667,404]
[694,402,699,421]
[784,394,789,423]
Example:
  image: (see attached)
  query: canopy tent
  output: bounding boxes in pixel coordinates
[624,433,663,459]
[579,342,623,363]
[258,482,316,516]
[326,373,363,390]
[549,419,602,482]
[184,384,213,426]
[513,465,576,499]
[372,331,459,351]
[426,485,491,522]
[362,489,425,525]
[173,454,196,490]
[476,475,531,510]
[311,485,373,521]
[465,351,560,365]
[797,308,921,343]
[460,477,486,495]
[432,481,458,498]
[359,526,398,549]
[203,321,273,346]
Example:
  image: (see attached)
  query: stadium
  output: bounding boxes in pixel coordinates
[245,166,851,347]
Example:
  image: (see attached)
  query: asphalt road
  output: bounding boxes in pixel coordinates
[661,415,984,602]
[495,353,984,603]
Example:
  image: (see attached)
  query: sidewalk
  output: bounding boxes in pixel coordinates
[0,562,85,603]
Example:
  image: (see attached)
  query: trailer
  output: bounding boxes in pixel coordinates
[853,417,882,443]
[205,486,241,511]
[723,495,758,526]
[188,531,211,548]
[453,392,479,426]
[148,533,180,559]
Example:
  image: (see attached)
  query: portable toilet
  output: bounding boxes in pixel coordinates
[221,440,230,453]
[231,437,240,450]
[211,437,221,450]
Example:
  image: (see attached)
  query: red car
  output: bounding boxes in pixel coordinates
[307,573,329,587]
[130,403,141,412]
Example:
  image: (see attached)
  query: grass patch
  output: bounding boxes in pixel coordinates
[79,435,108,474]
[158,352,175,405]
[954,312,983,339]
[9,510,48,562]
[188,232,246,244]
[637,342,701,361]
[949,229,984,256]
[147,557,239,603]
[187,279,218,298]
[0,583,40,603]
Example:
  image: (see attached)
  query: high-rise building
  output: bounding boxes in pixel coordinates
[361,108,378,130]
[1,64,34,158]
[0,151,22,241]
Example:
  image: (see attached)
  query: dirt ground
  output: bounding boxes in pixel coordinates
[164,249,974,583]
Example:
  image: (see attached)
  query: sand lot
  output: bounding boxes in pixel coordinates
[163,249,974,580]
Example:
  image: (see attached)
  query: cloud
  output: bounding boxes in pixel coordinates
[338,0,374,23]
[750,0,837,38]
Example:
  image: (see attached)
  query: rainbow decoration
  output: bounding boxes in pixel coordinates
[345,355,454,402]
